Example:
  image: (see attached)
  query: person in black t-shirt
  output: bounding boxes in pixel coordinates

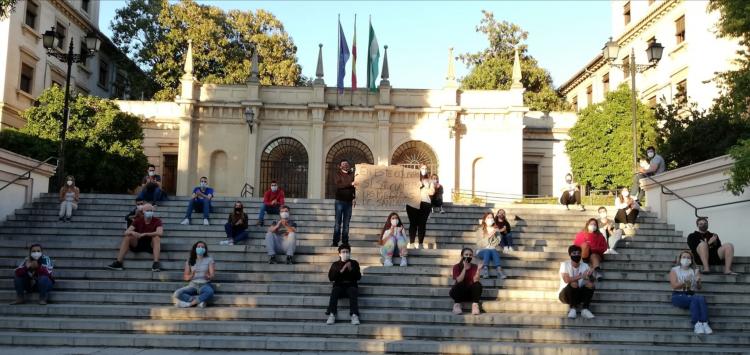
[686,217,737,275]
[325,244,362,325]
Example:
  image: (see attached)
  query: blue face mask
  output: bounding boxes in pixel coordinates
[196,247,206,256]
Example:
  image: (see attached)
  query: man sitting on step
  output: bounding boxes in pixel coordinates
[124,198,145,229]
[559,245,596,319]
[687,217,738,275]
[325,244,361,325]
[106,203,164,272]
[257,180,285,226]
[265,205,297,264]
[180,176,214,226]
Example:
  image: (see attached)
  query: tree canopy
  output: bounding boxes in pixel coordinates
[566,84,658,189]
[110,0,303,100]
[459,11,568,112]
[0,0,15,19]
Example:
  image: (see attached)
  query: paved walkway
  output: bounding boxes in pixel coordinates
[0,348,364,355]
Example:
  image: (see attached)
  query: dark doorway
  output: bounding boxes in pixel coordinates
[162,154,177,196]
[522,163,539,197]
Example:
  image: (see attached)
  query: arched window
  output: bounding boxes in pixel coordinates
[390,140,439,175]
[325,139,374,198]
[260,137,308,198]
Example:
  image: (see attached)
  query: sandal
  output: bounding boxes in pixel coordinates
[723,271,739,276]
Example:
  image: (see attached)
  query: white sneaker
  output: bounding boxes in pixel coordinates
[198,302,206,308]
[350,314,360,325]
[177,301,191,308]
[480,267,489,279]
[383,258,393,267]
[581,309,595,319]
[203,218,210,226]
[605,248,618,255]
[326,314,336,325]
[701,322,713,334]
[694,322,705,334]
[418,243,425,249]
[400,257,408,267]
[219,240,233,246]
[180,218,190,225]
[407,243,415,249]
[496,269,507,280]
[567,308,577,319]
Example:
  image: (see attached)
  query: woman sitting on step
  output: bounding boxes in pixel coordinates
[174,241,215,308]
[12,244,54,305]
[494,209,514,252]
[380,212,408,267]
[669,250,713,335]
[450,248,483,315]
[475,212,507,279]
[573,218,608,280]
[614,187,640,229]
[598,206,623,255]
[58,175,80,222]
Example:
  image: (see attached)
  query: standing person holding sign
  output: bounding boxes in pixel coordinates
[406,165,435,249]
[332,160,356,247]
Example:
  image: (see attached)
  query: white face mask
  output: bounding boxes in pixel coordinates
[271,186,278,192]
[390,219,399,226]
[680,258,691,268]
[647,151,655,158]
[486,219,495,226]
[200,182,207,188]
[420,169,427,175]
[280,211,290,219]
[599,213,607,219]
[340,252,350,262]
[144,211,154,219]
[30,251,42,260]
[148,171,155,176]
[136,205,144,211]
[67,180,73,186]
[622,191,630,197]
[587,224,597,232]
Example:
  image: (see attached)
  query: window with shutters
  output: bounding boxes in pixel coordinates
[675,16,686,44]
[623,2,631,25]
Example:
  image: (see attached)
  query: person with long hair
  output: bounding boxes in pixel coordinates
[406,164,435,249]
[494,209,513,252]
[475,212,507,279]
[380,212,408,267]
[173,241,215,308]
[573,218,608,280]
[430,174,445,214]
[669,250,712,334]
[450,248,483,315]
[12,244,54,305]
[614,187,640,227]
[221,201,249,245]
[58,175,80,222]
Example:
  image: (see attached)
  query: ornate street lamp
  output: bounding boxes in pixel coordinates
[42,27,100,185]
[602,37,663,174]
[244,107,256,133]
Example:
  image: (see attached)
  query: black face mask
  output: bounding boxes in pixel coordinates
[234,207,242,213]
[698,225,708,232]
[462,256,472,263]
[570,255,582,263]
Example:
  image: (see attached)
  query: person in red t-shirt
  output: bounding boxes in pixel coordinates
[573,218,608,280]
[257,180,285,226]
[106,203,164,272]
[450,248,484,315]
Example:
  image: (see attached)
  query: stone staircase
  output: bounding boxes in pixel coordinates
[0,194,749,354]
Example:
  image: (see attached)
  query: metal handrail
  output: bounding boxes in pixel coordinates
[0,156,57,193]
[240,183,254,198]
[641,174,750,219]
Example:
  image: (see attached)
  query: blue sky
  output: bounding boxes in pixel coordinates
[99,1,611,89]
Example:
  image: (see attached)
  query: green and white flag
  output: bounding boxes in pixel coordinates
[367,18,380,92]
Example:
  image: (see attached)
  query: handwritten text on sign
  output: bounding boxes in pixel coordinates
[354,164,422,208]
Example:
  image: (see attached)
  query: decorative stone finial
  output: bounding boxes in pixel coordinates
[249,43,260,83]
[182,39,194,79]
[381,45,389,81]
[445,47,458,88]
[511,46,523,89]
[314,43,325,85]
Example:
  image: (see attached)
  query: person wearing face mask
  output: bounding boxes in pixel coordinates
[406,164,435,249]
[559,173,585,211]
[573,218,608,280]
[614,187,640,230]
[137,164,165,205]
[58,175,80,222]
[669,250,712,334]
[221,201,249,246]
[125,198,145,229]
[597,207,623,255]
[450,248,483,315]
[332,160,356,247]
[494,209,513,253]
[633,146,666,201]
[265,205,298,264]
[475,212,508,279]
[430,174,445,214]
[380,212,408,267]
[257,180,285,227]
[107,203,164,272]
[687,218,737,275]
[174,241,216,308]
[326,244,362,325]
[12,244,54,305]
[180,176,214,226]
[559,245,596,319]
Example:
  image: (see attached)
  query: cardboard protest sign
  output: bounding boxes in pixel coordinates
[354,164,422,208]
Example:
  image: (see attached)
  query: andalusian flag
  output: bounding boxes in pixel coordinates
[351,15,357,91]
[366,17,379,92]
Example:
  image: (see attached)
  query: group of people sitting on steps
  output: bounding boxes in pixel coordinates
[11,158,738,334]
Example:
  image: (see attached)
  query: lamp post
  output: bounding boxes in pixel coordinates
[602,37,663,173]
[244,107,256,133]
[42,27,100,185]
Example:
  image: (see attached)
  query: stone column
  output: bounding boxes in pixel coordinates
[308,104,327,198]
[175,100,197,196]
[375,107,393,165]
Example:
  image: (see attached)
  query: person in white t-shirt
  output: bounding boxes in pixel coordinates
[173,241,215,308]
[669,250,712,335]
[559,245,596,319]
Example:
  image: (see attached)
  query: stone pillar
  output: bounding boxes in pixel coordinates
[308,104,327,198]
[375,106,393,165]
[175,100,197,196]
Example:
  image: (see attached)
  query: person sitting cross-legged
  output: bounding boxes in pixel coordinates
[559,245,596,319]
[669,250,712,334]
[380,212,408,267]
[257,180,285,226]
[106,203,164,272]
[221,201,249,245]
[12,244,54,305]
[265,205,297,264]
[326,244,362,325]
[180,176,214,226]
[687,217,737,275]
[173,241,215,308]
[450,248,483,315]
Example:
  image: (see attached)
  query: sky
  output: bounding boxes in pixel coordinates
[98,1,612,89]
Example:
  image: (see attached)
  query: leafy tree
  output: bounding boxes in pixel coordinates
[110,0,303,100]
[0,0,16,19]
[726,138,750,195]
[459,11,568,112]
[565,84,658,189]
[11,86,148,192]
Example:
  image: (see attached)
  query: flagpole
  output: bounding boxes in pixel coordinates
[351,13,356,107]
[366,15,370,108]
[336,14,340,108]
